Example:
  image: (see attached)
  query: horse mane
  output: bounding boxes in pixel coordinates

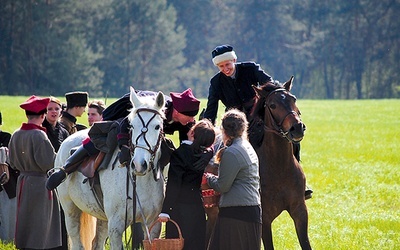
[250,82,280,120]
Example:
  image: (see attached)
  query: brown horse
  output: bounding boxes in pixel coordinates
[251,76,311,249]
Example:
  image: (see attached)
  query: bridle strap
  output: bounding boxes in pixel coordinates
[263,89,300,142]
[130,108,163,177]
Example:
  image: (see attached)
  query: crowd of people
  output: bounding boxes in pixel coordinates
[0,44,312,250]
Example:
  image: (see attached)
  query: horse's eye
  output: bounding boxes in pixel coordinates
[270,104,276,109]
[155,125,160,130]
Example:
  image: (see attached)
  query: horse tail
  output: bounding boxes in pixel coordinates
[80,212,96,249]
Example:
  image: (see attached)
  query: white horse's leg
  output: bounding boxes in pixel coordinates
[100,165,128,250]
[92,219,108,250]
[62,198,85,250]
[148,221,162,240]
[107,218,126,250]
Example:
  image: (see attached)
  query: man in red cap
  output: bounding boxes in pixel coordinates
[8,95,62,249]
[46,88,211,190]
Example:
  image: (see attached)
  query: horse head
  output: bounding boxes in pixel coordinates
[252,76,306,143]
[128,87,165,181]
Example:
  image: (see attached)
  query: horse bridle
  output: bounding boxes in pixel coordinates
[130,108,163,175]
[263,88,301,143]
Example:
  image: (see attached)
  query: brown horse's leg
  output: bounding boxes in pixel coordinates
[262,220,274,250]
[290,204,312,250]
[205,207,218,247]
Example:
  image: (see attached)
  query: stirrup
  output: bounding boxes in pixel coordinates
[47,167,66,177]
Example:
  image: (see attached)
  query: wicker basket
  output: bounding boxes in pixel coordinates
[202,189,220,208]
[143,218,184,250]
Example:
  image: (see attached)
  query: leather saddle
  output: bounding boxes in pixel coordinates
[78,151,106,179]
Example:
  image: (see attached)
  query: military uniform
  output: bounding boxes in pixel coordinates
[9,96,62,249]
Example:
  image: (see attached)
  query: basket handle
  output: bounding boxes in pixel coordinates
[148,217,183,240]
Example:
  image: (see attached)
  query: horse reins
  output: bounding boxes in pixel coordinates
[126,107,164,248]
[263,88,301,143]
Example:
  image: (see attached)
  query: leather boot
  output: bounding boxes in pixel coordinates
[46,146,89,190]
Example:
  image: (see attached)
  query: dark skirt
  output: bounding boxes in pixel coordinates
[166,202,206,250]
[207,209,262,250]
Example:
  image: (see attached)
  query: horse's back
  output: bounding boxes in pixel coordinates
[55,129,89,169]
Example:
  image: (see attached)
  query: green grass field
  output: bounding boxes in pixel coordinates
[1,97,399,249]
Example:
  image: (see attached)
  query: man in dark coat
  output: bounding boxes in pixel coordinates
[203,45,272,125]
[203,44,312,199]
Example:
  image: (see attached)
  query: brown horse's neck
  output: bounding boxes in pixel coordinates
[258,131,296,172]
[266,132,293,154]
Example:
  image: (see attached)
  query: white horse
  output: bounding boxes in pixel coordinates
[56,87,166,249]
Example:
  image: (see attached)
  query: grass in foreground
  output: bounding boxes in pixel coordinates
[1,98,399,249]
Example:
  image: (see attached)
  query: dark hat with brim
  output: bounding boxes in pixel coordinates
[170,88,200,117]
[20,95,50,115]
[65,91,88,107]
[212,44,237,66]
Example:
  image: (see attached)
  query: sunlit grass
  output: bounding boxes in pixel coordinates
[1,97,399,249]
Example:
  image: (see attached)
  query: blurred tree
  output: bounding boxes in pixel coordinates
[92,0,187,97]
[0,0,399,99]
[0,0,103,96]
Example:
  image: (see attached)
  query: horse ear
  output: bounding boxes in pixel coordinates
[155,91,165,110]
[129,87,141,108]
[284,76,294,91]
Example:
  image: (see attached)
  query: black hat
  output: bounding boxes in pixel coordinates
[65,91,88,108]
[211,44,237,66]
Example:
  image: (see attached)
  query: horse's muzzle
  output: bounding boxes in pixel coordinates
[132,159,149,176]
[289,122,306,142]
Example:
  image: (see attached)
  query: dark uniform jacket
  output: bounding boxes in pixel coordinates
[60,112,87,135]
[42,119,69,152]
[0,131,11,147]
[0,130,18,198]
[203,62,272,124]
[161,142,206,250]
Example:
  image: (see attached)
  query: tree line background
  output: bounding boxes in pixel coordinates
[0,0,399,99]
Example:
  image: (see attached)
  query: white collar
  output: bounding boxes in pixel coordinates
[182,140,193,145]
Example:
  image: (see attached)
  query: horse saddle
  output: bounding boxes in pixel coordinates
[78,151,106,179]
